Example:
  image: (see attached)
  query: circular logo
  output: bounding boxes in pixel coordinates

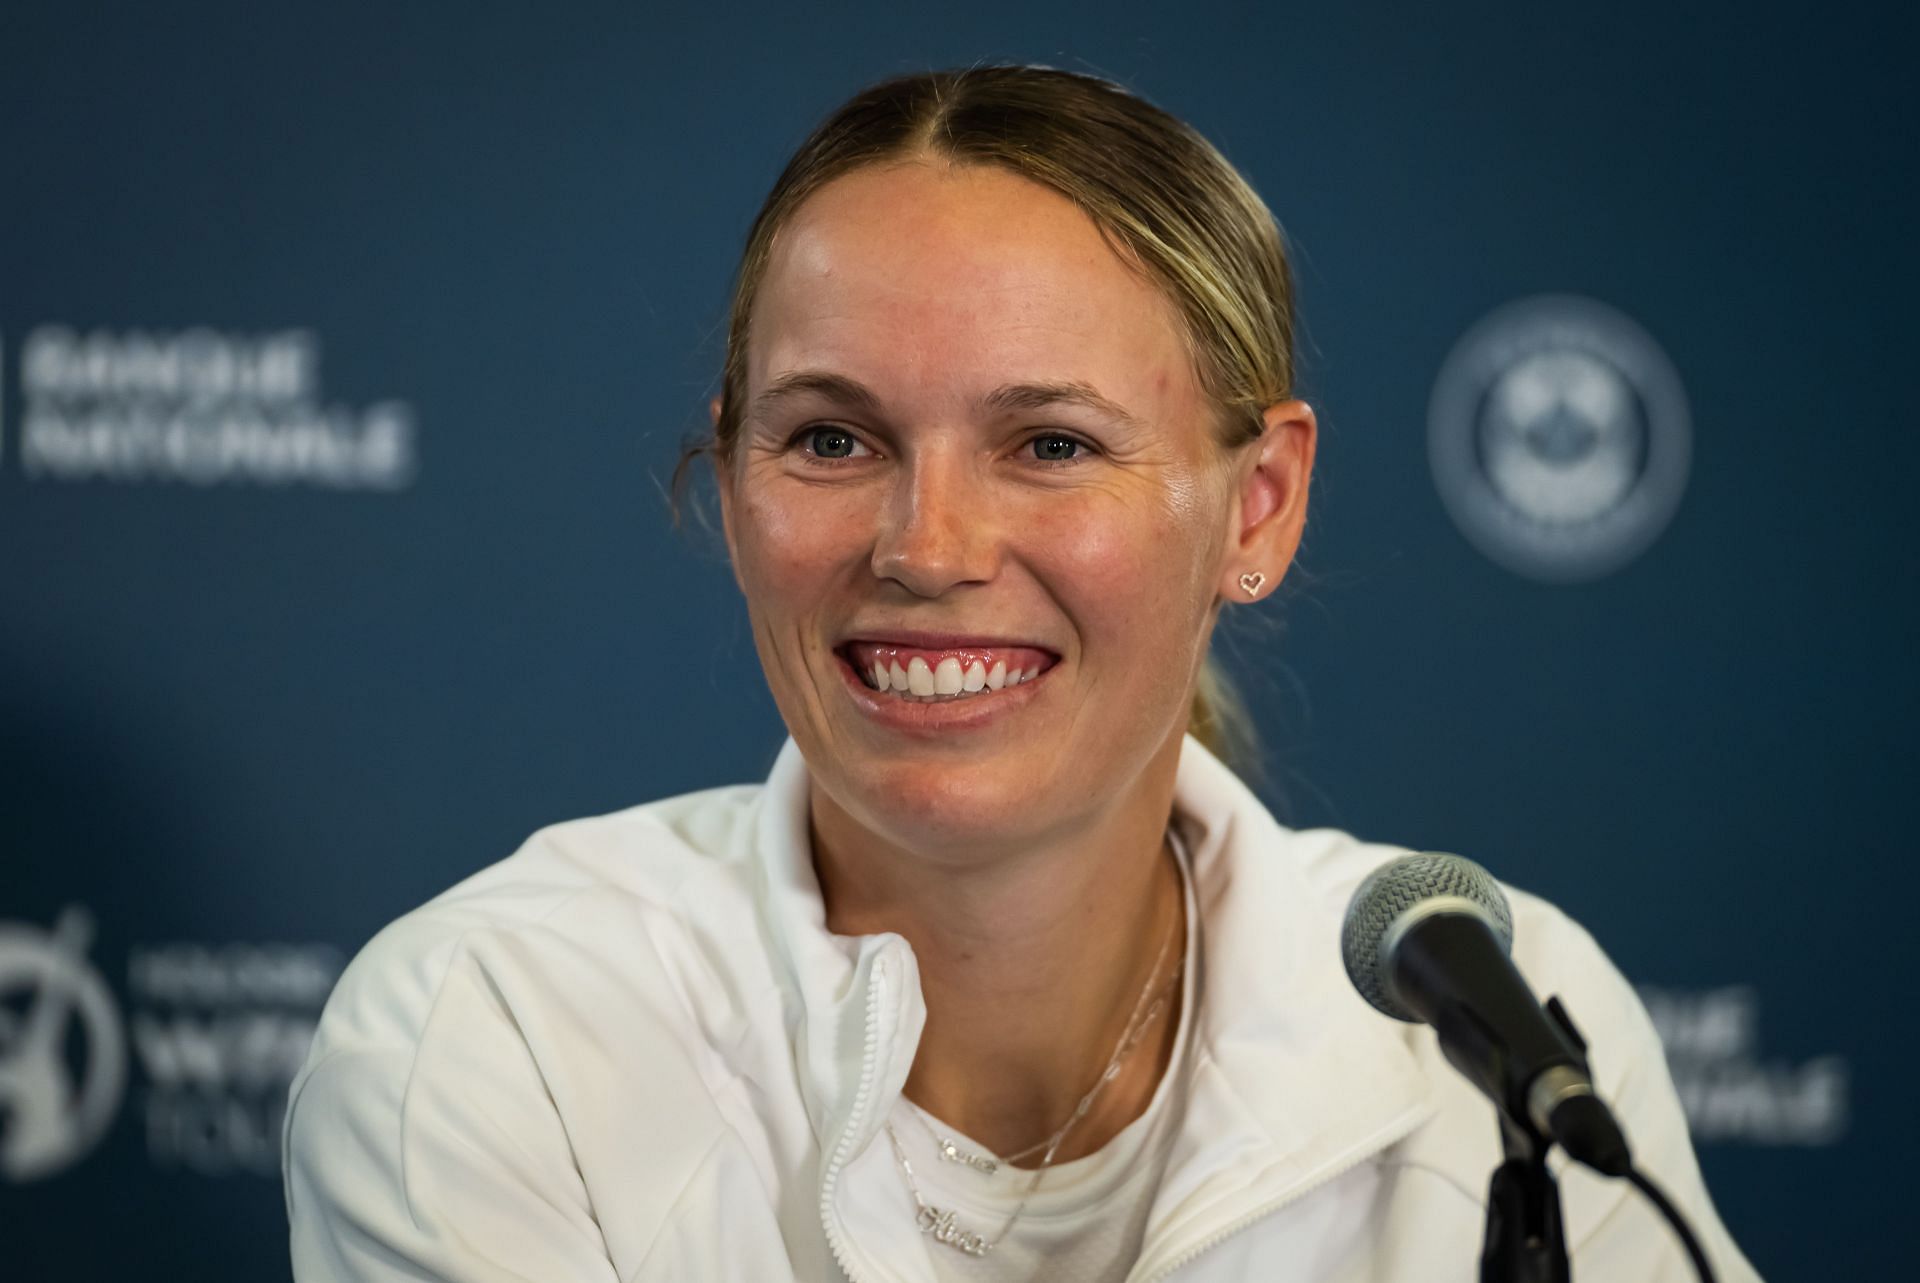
[0,907,128,1182]
[1428,295,1691,582]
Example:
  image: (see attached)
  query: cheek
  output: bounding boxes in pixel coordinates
[732,484,867,602]
[1028,508,1136,597]
[1024,480,1222,656]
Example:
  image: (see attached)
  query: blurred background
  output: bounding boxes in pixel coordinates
[3,1,1911,1277]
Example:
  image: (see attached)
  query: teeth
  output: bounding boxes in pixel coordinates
[853,650,1047,701]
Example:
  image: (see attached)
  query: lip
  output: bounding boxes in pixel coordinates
[832,646,1051,736]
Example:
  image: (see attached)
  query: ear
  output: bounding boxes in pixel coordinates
[1220,399,1317,603]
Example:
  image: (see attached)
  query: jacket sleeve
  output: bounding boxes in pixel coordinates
[1543,913,1764,1283]
[284,935,623,1283]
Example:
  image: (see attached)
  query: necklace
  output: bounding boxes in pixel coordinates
[904,944,1185,1174]
[884,854,1187,1257]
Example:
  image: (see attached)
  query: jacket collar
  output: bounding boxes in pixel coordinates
[748,737,925,1160]
[1133,736,1436,1275]
[747,735,1435,1278]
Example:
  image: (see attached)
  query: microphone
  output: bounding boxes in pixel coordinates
[1340,853,1631,1176]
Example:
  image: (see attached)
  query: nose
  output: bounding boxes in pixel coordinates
[870,452,999,597]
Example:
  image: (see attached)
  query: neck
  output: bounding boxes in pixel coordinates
[811,732,1188,1165]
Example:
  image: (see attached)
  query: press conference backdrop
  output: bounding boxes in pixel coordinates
[2,2,1910,1278]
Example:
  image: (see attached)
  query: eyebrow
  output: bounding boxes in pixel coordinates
[750,370,1144,432]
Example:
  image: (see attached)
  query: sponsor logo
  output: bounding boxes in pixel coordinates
[1429,295,1691,583]
[0,906,343,1183]
[11,325,416,490]
[129,937,344,1176]
[1640,984,1848,1146]
[0,907,128,1182]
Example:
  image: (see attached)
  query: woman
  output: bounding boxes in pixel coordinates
[285,66,1758,1281]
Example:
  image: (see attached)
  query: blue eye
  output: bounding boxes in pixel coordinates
[1031,434,1083,463]
[803,426,860,459]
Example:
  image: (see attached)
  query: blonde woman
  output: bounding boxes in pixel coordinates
[285,65,1757,1282]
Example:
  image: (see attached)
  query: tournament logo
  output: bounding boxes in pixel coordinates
[1428,295,1691,583]
[0,907,128,1182]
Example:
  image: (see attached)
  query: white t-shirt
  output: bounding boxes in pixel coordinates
[881,829,1201,1282]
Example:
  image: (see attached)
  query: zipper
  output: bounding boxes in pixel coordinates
[818,951,891,1283]
[1133,1104,1430,1283]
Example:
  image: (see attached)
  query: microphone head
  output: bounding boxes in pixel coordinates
[1341,852,1514,1021]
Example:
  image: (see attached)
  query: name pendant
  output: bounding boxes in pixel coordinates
[934,1136,999,1174]
[915,1204,992,1257]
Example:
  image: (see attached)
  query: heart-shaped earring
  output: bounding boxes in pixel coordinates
[1238,570,1266,597]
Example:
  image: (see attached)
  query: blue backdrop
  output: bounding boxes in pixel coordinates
[4,2,1912,1278]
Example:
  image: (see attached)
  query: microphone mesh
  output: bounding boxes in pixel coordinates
[1340,852,1514,1021]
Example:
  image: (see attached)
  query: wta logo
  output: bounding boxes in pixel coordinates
[0,907,128,1183]
[0,904,342,1183]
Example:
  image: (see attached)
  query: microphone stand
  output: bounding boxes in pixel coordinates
[1480,1112,1569,1283]
[1478,997,1589,1283]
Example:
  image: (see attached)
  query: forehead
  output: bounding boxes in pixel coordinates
[749,160,1203,420]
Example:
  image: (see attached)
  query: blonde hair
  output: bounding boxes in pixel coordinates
[681,65,1300,774]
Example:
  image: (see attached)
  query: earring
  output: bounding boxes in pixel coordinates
[1238,571,1266,597]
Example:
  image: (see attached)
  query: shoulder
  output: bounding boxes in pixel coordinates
[1267,825,1666,1145]
[306,780,767,1052]
[286,779,784,1177]
[1277,829,1750,1274]
[284,779,796,1280]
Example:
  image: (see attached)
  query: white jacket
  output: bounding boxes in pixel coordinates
[284,736,1759,1282]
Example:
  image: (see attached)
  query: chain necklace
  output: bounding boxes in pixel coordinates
[904,945,1185,1173]
[883,858,1187,1258]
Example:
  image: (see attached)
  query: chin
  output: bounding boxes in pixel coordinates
[836,755,1067,853]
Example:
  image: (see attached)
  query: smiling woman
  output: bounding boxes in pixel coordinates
[284,66,1759,1283]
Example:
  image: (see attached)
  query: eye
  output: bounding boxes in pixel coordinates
[1028,433,1088,464]
[796,425,869,461]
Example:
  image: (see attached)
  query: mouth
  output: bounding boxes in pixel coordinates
[834,639,1060,703]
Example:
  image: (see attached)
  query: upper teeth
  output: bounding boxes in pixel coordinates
[865,654,1041,699]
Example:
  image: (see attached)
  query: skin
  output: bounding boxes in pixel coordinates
[716,156,1316,1162]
